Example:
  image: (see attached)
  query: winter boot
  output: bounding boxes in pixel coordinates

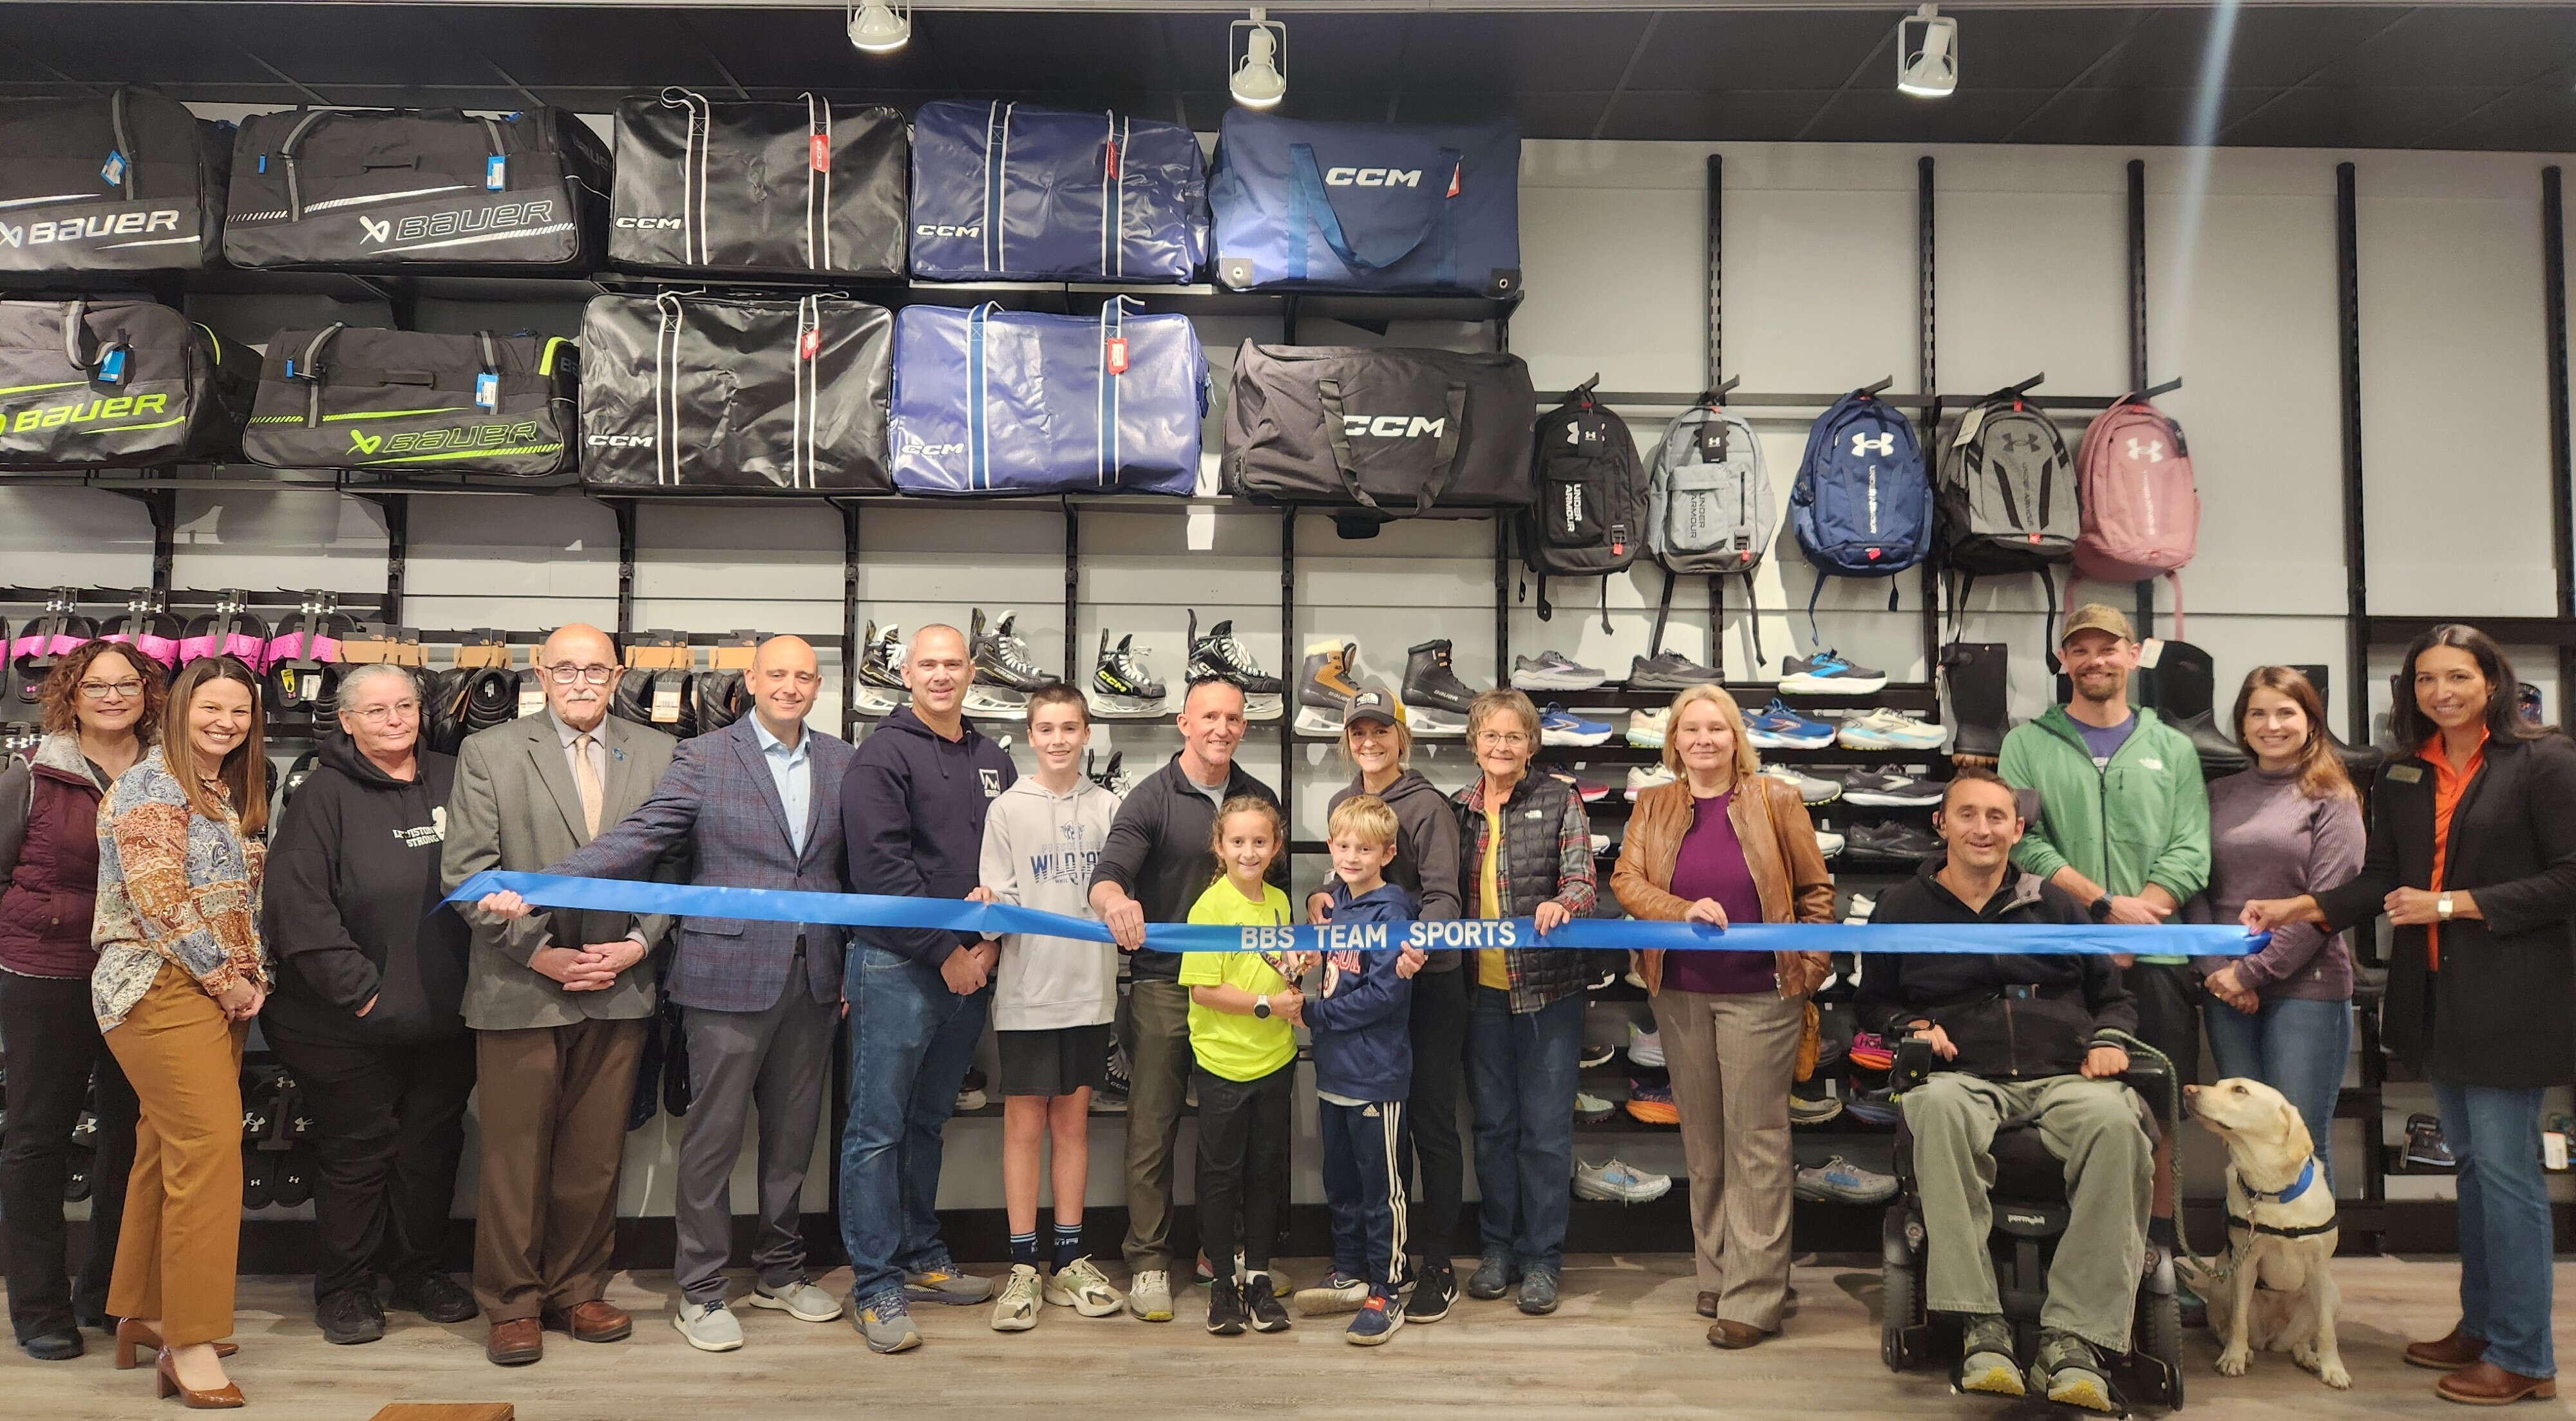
[2150,639,2248,776]
[1940,641,2011,766]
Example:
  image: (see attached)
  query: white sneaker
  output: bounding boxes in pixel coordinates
[1128,1268,1173,1322]
[1836,706,1948,750]
[1626,708,1669,748]
[1293,1275,1370,1317]
[672,1299,744,1352]
[1815,829,1846,858]
[1043,1257,1124,1317]
[1624,764,1676,800]
[748,1275,843,1322]
[992,1263,1041,1332]
[1573,1157,1673,1203]
[1627,1021,1665,1068]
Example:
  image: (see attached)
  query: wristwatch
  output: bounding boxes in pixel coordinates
[1253,994,1273,1021]
[2437,892,2456,922]
[2088,894,2115,923]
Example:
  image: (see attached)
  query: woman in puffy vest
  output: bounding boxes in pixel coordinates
[0,641,157,1360]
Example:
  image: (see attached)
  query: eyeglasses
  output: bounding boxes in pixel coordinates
[77,679,146,700]
[758,671,822,689]
[346,700,420,724]
[544,664,618,686]
[1474,730,1533,749]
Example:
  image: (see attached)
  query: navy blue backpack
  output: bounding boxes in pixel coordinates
[890,298,1204,496]
[909,100,1206,283]
[1788,390,1931,637]
[1208,111,1520,297]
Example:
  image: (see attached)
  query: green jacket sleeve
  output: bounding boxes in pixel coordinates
[1998,728,2073,883]
[2145,725,2212,903]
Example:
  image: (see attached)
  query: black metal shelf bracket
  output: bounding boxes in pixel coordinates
[607,496,640,641]
[2544,166,2575,713]
[835,495,864,742]
[1063,496,1081,682]
[2336,162,2369,743]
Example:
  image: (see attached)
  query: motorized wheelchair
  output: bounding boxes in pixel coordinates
[1879,1036,2186,1413]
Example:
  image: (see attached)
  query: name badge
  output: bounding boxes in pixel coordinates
[2387,764,2424,784]
[2137,757,2164,771]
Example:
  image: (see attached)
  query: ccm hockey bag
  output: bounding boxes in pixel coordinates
[578,292,892,492]
[1224,341,1535,522]
[611,90,907,278]
[909,100,1206,283]
[0,88,231,272]
[891,299,1204,496]
[223,107,609,270]
[0,299,251,470]
[1209,111,1520,297]
[244,325,577,479]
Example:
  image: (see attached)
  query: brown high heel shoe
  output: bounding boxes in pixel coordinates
[155,1348,244,1409]
[113,1320,236,1370]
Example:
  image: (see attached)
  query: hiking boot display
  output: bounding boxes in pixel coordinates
[1089,629,1168,719]
[1186,611,1284,719]
[2150,638,2248,776]
[1401,639,1478,737]
[1938,640,2010,762]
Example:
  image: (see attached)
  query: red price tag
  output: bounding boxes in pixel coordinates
[799,328,820,360]
[810,135,831,172]
[1104,140,1120,179]
[1106,337,1128,375]
[1446,161,1462,198]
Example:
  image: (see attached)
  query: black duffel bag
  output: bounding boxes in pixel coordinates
[223,106,608,270]
[1224,341,1536,520]
[611,89,907,278]
[0,298,252,470]
[0,87,231,272]
[579,292,892,493]
[244,324,577,480]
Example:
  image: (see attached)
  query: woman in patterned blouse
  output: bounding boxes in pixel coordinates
[92,656,269,1407]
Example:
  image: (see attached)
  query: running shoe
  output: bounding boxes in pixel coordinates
[1841,892,1877,925]
[1815,829,1845,858]
[1627,708,1669,748]
[1625,764,1676,799]
[1573,1158,1673,1204]
[1837,706,1948,751]
[1847,822,1940,863]
[1842,1087,1900,1126]
[1588,833,1612,855]
[1793,1155,1898,1205]
[1761,763,1841,804]
[1578,1040,1617,1070]
[1624,1080,1680,1126]
[1566,773,1613,804]
[1627,1022,1664,1068]
[1512,649,1609,691]
[1627,650,1723,691]
[1539,704,1613,747]
[1745,697,1835,749]
[956,1067,989,1113]
[1779,650,1888,695]
[1790,1080,1844,1125]
[1573,1091,1616,1124]
[1839,769,1944,806]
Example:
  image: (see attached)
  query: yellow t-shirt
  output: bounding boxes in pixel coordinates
[1179,877,1296,1083]
[1477,802,1510,990]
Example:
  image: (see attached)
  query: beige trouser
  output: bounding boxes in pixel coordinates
[1649,988,1802,1331]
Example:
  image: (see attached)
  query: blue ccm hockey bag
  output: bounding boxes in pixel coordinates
[1788,389,1931,635]
[890,298,1204,496]
[908,100,1205,283]
[1209,110,1520,297]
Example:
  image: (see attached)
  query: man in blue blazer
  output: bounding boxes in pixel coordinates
[479,634,855,1353]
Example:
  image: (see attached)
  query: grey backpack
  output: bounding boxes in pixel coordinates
[1645,402,1774,659]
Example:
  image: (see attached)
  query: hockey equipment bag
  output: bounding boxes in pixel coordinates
[1519,378,1645,627]
[245,325,577,479]
[223,106,609,270]
[611,89,906,278]
[0,298,252,470]
[1224,341,1536,521]
[0,87,230,272]
[1209,110,1520,297]
[2074,395,2199,635]
[909,100,1204,283]
[1934,388,2078,641]
[1788,389,1931,637]
[1646,398,1775,661]
[578,292,893,492]
[890,298,1204,496]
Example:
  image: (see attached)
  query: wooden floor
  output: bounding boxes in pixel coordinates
[5,1256,2569,1419]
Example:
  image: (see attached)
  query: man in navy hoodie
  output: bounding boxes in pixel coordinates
[838,625,1017,1353]
[1293,795,1422,1346]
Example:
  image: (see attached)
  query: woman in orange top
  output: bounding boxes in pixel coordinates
[2246,625,2576,1405]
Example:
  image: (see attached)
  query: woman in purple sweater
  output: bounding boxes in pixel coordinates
[2197,667,2364,1180]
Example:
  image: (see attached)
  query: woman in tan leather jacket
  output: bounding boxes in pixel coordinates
[1611,683,1832,1350]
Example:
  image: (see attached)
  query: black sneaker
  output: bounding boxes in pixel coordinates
[1205,1275,1248,1336]
[393,1269,478,1324]
[1847,822,1940,863]
[1516,1268,1560,1315]
[1838,770,1943,807]
[1628,650,1724,691]
[317,1285,386,1345]
[1466,1250,1517,1300]
[1403,1261,1455,1323]
[1242,1272,1291,1333]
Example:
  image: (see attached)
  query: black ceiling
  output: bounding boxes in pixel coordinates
[3,3,2573,151]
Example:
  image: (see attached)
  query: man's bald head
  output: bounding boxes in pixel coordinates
[539,623,618,731]
[904,623,970,721]
[748,634,821,740]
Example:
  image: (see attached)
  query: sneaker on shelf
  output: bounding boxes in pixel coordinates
[1568,773,1613,804]
[1837,706,1947,751]
[1624,1079,1680,1126]
[1293,639,1366,735]
[1578,1040,1616,1069]
[1842,1087,1900,1127]
[1815,829,1846,858]
[1841,892,1878,925]
[1629,650,1724,691]
[1573,1157,1673,1204]
[1511,648,1609,691]
[1585,959,1620,992]
[1793,1155,1897,1205]
[1538,704,1613,747]
[1624,965,1648,990]
[1625,764,1677,800]
[1840,769,1944,806]
[1848,822,1940,863]
[956,1068,989,1113]
[1187,612,1285,720]
[1401,639,1479,737]
[1779,650,1888,695]
[2403,1113,2456,1169]
[1574,1091,1616,1124]
[1627,1022,1665,1068]
[971,608,1056,693]
[1790,1080,1844,1125]
[1088,630,1169,719]
[855,620,905,715]
[1626,708,1670,748]
[1760,763,1841,804]
[1588,832,1612,855]
[1745,697,1835,749]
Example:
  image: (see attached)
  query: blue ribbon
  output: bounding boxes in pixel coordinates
[444,871,2264,957]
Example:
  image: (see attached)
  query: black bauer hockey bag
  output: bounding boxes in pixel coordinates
[0,87,231,272]
[243,325,577,480]
[222,107,608,270]
[578,292,893,493]
[611,89,907,278]
[1223,341,1535,525]
[0,299,252,470]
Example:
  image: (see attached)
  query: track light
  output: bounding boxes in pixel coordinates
[1230,8,1287,109]
[1896,3,1958,99]
[847,2,910,55]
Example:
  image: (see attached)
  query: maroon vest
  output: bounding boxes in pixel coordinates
[0,758,107,979]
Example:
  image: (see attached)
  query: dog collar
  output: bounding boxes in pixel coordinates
[2242,1155,2316,1205]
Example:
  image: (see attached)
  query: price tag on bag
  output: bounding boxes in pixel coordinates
[475,372,498,411]
[486,155,507,191]
[100,150,126,187]
[518,682,545,719]
[652,681,683,724]
[810,135,831,172]
[1106,337,1128,375]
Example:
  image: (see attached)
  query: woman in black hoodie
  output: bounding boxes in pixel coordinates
[261,663,477,1345]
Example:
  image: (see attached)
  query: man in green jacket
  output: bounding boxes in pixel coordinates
[1996,603,2211,1303]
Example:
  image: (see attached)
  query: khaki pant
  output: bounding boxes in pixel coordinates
[1121,980,1193,1274]
[103,965,249,1348]
[1902,1072,2152,1354]
[472,1017,646,1322]
[1650,988,1801,1330]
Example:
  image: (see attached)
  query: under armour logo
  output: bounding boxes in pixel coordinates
[358,215,391,244]
[1850,431,1895,457]
[1995,430,2045,455]
[2126,437,2166,462]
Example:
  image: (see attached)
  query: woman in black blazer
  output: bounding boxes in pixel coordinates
[2245,625,2576,1406]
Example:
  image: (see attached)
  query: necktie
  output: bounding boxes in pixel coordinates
[574,732,603,837]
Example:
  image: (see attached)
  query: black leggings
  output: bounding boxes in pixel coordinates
[1192,1062,1291,1273]
[1401,966,1470,1266]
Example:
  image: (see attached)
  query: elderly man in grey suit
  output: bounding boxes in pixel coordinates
[480,635,853,1353]
[442,623,680,1368]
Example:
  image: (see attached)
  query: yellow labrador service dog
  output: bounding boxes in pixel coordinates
[2180,1077,2348,1389]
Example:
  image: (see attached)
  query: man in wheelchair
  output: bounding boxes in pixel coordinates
[1858,767,2156,1413]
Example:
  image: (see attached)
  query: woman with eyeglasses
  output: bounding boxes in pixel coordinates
[260,663,477,1346]
[92,655,269,1406]
[0,642,158,1360]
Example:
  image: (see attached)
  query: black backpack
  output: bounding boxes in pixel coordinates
[1518,379,1646,628]
[0,87,231,272]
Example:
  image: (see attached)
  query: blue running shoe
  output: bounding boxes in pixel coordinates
[1537,704,1613,747]
[1745,697,1835,749]
[1780,650,1888,693]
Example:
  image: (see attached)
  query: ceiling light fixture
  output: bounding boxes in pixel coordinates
[1896,3,1958,99]
[1230,8,1288,109]
[847,2,911,55]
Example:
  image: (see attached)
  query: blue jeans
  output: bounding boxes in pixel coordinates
[1465,987,1582,1275]
[837,945,989,1305]
[2434,1080,2553,1379]
[2203,995,2350,1188]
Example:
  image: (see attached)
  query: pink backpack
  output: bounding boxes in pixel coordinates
[2072,398,2199,633]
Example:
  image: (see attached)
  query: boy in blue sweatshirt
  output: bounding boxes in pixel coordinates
[1292,795,1422,1346]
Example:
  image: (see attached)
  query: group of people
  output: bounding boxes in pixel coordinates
[1,600,2569,1409]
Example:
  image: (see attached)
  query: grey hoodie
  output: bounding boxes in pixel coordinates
[1329,767,1466,972]
[981,774,1123,1030]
